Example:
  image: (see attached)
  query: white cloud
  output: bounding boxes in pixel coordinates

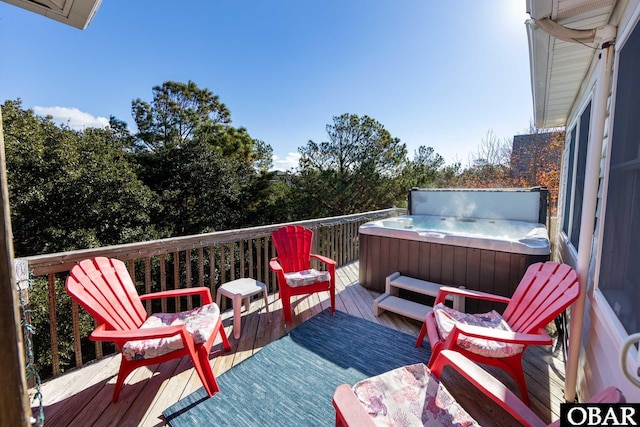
[33,106,110,131]
[272,152,300,171]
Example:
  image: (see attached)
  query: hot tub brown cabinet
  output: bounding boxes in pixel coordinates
[359,234,550,313]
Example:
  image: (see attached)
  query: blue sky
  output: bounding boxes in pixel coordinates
[0,1,532,170]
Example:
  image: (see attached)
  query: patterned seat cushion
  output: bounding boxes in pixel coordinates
[433,303,524,358]
[352,363,479,426]
[284,268,330,287]
[122,303,220,361]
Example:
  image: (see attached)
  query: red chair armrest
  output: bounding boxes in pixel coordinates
[90,323,187,342]
[332,384,376,427]
[435,286,512,305]
[310,253,336,267]
[269,258,284,272]
[139,287,213,305]
[450,323,553,345]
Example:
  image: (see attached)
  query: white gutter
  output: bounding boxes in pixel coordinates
[565,26,616,403]
[535,18,597,43]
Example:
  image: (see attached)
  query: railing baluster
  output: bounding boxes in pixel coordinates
[144,257,151,314]
[336,225,340,264]
[127,259,135,283]
[339,225,342,264]
[160,254,167,312]
[173,251,180,311]
[186,248,193,310]
[270,237,276,293]
[263,237,269,292]
[238,240,245,279]
[198,247,204,288]
[249,238,254,281]
[220,244,226,285]
[94,318,102,360]
[256,238,263,283]
[229,243,235,281]
[71,299,82,368]
[47,273,60,376]
[209,245,216,299]
[348,222,352,262]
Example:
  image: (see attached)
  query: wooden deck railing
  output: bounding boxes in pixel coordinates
[17,208,405,379]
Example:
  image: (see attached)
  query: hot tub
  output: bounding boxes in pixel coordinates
[359,188,551,312]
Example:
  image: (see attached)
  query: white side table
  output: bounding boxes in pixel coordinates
[215,278,270,339]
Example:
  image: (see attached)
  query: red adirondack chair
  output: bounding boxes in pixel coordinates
[333,350,624,427]
[416,261,580,405]
[269,225,336,323]
[65,257,230,402]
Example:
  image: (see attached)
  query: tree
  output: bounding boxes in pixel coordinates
[468,129,512,168]
[108,115,136,150]
[511,128,564,213]
[142,135,264,236]
[131,80,231,151]
[403,145,446,189]
[130,81,274,236]
[3,99,158,256]
[458,130,515,188]
[293,114,409,217]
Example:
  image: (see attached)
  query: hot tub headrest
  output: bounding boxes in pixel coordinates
[408,187,548,224]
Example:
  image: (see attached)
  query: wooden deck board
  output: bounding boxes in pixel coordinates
[32,261,566,426]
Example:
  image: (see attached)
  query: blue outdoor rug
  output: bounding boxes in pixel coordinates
[162,309,431,427]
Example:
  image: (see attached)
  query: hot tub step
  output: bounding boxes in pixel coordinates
[387,274,449,298]
[374,273,466,320]
[385,273,465,312]
[374,294,432,322]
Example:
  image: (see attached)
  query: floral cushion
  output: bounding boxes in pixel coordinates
[433,303,524,358]
[122,303,220,361]
[352,363,479,426]
[284,269,330,287]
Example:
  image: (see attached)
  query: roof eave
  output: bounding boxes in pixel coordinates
[1,0,102,30]
[526,0,616,129]
[527,19,553,129]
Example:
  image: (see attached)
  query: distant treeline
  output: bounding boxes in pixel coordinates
[2,80,561,258]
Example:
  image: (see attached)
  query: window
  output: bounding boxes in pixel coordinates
[599,21,640,335]
[571,104,591,249]
[562,129,576,235]
[561,103,591,248]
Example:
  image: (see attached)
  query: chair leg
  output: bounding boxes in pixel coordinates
[426,342,444,368]
[282,294,293,323]
[196,345,220,397]
[504,357,530,406]
[191,347,216,397]
[219,322,231,351]
[112,361,136,402]
[415,322,427,347]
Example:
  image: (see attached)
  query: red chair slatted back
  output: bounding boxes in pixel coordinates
[271,225,313,273]
[65,257,147,332]
[502,261,580,334]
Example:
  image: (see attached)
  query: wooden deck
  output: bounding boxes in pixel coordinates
[31,261,567,426]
